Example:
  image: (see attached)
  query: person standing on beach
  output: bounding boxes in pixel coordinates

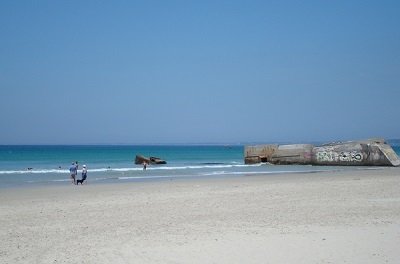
[69,162,77,184]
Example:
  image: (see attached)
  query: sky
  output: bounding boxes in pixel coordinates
[0,1,399,144]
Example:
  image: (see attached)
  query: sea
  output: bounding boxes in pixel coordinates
[1,142,399,189]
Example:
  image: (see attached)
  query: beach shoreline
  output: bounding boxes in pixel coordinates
[1,168,400,263]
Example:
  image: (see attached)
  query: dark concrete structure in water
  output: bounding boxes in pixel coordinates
[135,155,167,165]
[244,138,400,167]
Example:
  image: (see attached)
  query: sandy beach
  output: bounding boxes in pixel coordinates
[1,168,400,264]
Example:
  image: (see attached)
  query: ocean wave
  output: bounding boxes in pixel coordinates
[118,175,175,180]
[199,169,334,176]
[0,169,69,175]
[0,163,260,175]
[117,168,335,180]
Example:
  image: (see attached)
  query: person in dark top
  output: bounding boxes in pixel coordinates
[77,165,87,185]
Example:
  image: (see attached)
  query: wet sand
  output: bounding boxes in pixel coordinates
[1,168,400,263]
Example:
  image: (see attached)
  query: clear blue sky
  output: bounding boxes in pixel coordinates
[1,1,399,144]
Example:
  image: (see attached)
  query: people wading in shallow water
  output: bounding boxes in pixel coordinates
[143,161,147,170]
[69,162,77,184]
[77,165,87,184]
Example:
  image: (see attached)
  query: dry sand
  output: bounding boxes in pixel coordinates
[1,168,400,263]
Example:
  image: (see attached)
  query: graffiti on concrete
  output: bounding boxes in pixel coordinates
[315,147,363,163]
[339,151,363,162]
[316,151,338,162]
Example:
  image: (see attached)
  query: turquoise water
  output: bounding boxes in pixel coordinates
[1,143,399,188]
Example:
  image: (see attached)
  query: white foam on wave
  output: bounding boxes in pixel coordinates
[144,163,261,170]
[118,175,175,180]
[117,173,218,181]
[200,169,334,176]
[0,163,259,175]
[51,179,71,182]
[0,169,69,175]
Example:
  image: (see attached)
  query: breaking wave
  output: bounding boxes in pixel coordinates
[0,163,261,175]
